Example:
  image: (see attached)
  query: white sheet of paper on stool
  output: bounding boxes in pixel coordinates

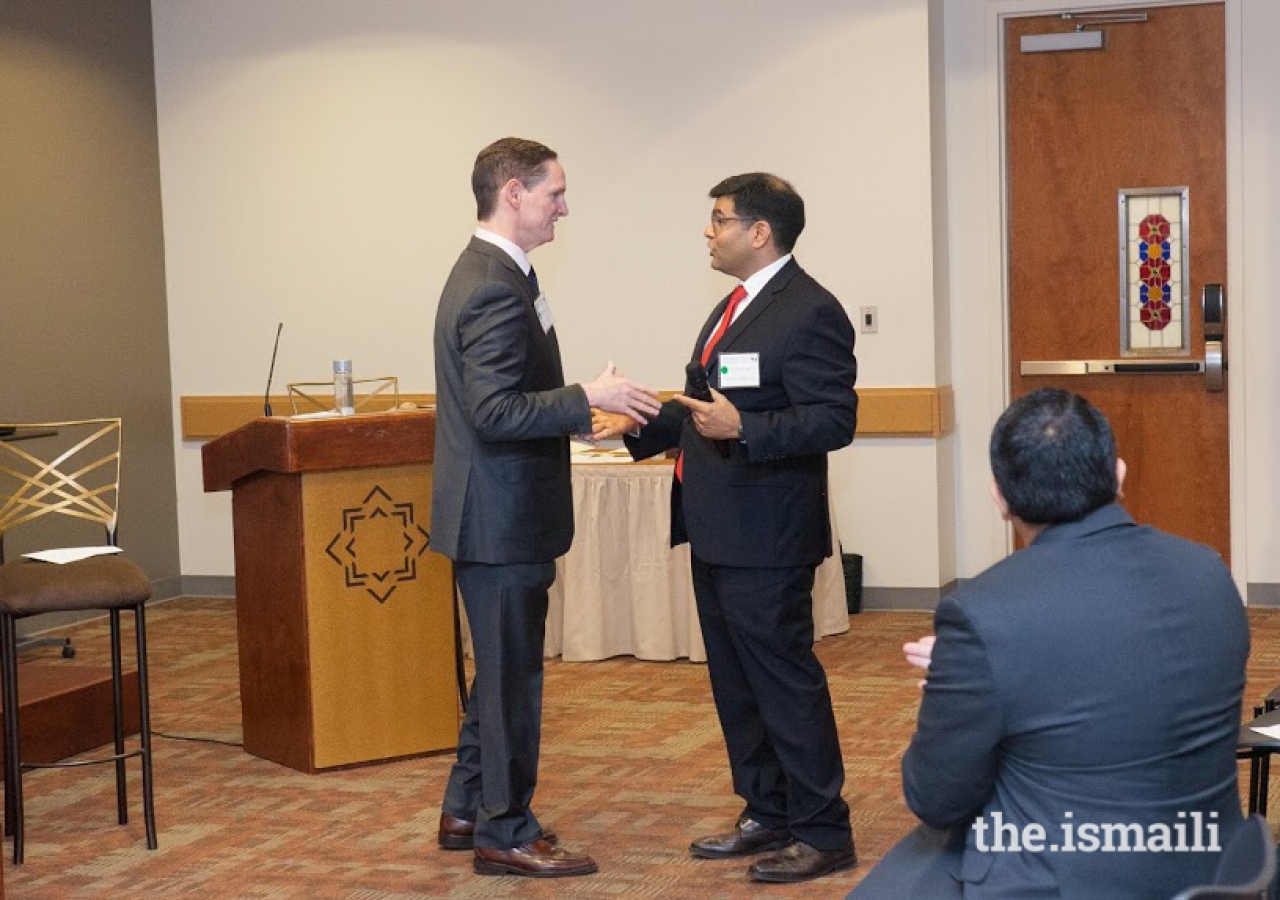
[22,546,124,565]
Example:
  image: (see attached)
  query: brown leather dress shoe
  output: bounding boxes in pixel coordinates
[473,839,598,877]
[689,816,791,859]
[437,814,557,851]
[748,840,857,883]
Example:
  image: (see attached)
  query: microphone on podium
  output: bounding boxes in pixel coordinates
[263,322,284,416]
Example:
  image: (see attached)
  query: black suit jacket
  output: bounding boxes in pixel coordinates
[901,504,1249,899]
[628,259,857,567]
[430,237,591,564]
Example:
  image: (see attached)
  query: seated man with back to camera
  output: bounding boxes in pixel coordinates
[849,388,1249,900]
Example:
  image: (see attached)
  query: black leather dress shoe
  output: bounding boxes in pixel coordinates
[689,816,791,859]
[437,814,557,851]
[748,840,857,883]
[473,839,598,877]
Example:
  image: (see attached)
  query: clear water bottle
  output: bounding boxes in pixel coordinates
[333,359,354,415]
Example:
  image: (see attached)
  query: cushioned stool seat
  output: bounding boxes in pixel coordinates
[0,418,157,864]
[0,556,151,615]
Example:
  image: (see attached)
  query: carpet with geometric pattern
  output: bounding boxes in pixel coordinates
[4,598,1278,899]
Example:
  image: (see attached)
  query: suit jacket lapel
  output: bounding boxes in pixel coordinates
[692,294,733,363]
[715,258,799,356]
[468,236,538,303]
[467,236,561,374]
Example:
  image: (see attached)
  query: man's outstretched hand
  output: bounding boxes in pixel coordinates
[583,360,661,423]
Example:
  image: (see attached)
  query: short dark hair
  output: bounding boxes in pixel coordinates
[989,389,1118,525]
[709,172,805,253]
[471,137,558,220]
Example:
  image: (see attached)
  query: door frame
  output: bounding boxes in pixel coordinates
[955,0,1246,590]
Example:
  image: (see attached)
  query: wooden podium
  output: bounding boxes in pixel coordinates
[202,409,458,773]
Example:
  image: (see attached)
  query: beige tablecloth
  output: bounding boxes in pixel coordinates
[541,458,850,662]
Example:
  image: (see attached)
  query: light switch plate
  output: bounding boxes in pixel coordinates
[859,305,878,334]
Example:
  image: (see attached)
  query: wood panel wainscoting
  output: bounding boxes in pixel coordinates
[180,386,955,443]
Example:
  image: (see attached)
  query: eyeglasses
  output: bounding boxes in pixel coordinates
[710,214,757,233]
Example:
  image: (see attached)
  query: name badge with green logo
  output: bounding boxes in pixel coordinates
[717,352,760,389]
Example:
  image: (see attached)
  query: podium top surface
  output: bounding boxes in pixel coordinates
[201,409,435,492]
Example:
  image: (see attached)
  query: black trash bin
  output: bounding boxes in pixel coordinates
[841,551,863,614]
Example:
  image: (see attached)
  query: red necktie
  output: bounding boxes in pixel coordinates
[701,285,747,366]
[677,285,747,482]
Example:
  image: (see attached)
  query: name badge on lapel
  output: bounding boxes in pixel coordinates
[534,293,555,334]
[717,352,760,389]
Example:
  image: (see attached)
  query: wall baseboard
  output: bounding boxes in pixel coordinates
[1248,584,1280,607]
[152,576,185,601]
[30,578,1277,632]
[179,575,236,598]
[858,582,960,612]
[168,578,972,610]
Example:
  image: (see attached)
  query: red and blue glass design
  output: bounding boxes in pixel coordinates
[1121,188,1187,355]
[1137,214,1171,331]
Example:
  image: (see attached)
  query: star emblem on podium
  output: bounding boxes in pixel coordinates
[325,485,431,603]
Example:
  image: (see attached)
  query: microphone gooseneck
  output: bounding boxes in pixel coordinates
[264,322,284,416]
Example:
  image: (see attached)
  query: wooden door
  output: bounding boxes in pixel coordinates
[1006,3,1228,559]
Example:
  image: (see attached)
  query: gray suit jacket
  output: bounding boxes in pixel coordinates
[430,237,591,564]
[898,503,1248,899]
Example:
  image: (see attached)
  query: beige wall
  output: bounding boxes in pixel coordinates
[154,0,954,589]
[150,0,1278,594]
[0,0,180,597]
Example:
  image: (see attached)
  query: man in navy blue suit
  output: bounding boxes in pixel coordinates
[850,389,1248,899]
[607,172,859,883]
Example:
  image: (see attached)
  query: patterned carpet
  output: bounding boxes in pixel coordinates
[4,597,1280,899]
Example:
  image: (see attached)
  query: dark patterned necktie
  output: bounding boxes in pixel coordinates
[528,266,540,297]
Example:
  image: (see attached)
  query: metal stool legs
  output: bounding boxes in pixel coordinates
[111,610,127,826]
[1257,755,1271,816]
[0,604,157,864]
[134,602,157,849]
[1245,748,1271,816]
[2,613,28,862]
[1255,700,1276,818]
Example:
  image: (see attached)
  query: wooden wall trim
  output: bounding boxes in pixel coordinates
[856,386,955,439]
[181,387,955,442]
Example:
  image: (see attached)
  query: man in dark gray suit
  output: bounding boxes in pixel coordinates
[849,389,1248,899]
[431,137,659,878]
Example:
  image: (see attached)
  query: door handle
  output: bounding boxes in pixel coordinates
[1021,284,1227,390]
[1020,359,1205,375]
[1203,284,1225,392]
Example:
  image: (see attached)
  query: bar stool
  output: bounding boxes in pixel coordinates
[0,418,157,863]
[1238,705,1280,819]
